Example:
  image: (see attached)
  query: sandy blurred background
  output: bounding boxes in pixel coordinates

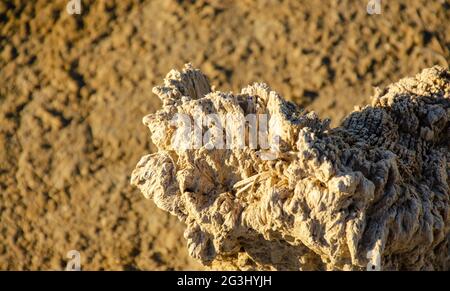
[0,0,448,270]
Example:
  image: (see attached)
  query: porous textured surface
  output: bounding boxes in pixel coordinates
[1,0,449,271]
[132,65,450,270]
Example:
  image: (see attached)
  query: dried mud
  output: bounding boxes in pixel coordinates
[0,0,449,270]
[132,65,449,270]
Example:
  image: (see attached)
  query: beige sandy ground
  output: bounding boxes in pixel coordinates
[0,0,448,270]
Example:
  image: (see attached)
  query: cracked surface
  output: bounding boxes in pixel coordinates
[132,65,449,270]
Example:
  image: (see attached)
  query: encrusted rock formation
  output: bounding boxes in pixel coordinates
[131,64,449,270]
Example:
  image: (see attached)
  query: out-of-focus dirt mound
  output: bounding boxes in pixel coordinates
[0,0,449,270]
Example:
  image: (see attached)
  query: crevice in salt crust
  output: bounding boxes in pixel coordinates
[131,64,449,270]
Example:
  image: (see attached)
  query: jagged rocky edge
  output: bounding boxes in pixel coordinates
[131,64,449,270]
